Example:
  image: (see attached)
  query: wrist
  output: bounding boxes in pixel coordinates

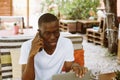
[71,63,80,70]
[28,52,36,59]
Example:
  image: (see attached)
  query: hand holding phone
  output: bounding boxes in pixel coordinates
[30,32,43,57]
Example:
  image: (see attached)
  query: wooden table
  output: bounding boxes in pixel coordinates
[77,20,99,33]
[99,72,116,80]
[0,29,36,49]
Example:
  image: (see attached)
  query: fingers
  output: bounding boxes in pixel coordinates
[33,33,43,44]
[34,32,40,39]
[31,33,44,53]
[35,32,41,40]
[78,67,87,78]
[72,66,80,77]
[74,66,88,78]
[38,39,44,51]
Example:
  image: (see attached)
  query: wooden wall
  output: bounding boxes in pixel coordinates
[0,0,12,16]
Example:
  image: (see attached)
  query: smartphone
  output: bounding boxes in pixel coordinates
[38,30,44,51]
[38,30,42,38]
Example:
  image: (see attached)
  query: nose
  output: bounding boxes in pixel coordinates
[50,33,56,40]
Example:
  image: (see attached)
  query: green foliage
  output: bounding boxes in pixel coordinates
[42,0,100,20]
[60,0,100,19]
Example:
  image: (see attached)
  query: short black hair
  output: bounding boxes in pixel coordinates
[38,13,58,28]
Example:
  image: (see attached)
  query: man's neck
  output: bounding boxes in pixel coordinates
[44,46,56,55]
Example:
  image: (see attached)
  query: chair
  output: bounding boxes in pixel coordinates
[74,49,84,66]
[86,19,106,45]
[0,50,13,80]
[10,49,22,79]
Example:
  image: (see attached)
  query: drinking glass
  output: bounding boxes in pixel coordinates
[90,69,100,80]
[90,64,101,80]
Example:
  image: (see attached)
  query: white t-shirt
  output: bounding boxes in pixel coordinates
[19,34,74,80]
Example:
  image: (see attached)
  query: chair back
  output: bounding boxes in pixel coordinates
[0,50,13,80]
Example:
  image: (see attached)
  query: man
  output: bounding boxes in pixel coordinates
[19,13,87,80]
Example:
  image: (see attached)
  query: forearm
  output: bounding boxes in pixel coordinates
[22,55,35,80]
[71,63,80,68]
[22,33,42,80]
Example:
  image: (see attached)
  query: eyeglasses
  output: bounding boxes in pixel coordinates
[37,29,60,38]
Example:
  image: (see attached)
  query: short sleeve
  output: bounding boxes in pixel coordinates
[19,40,32,64]
[64,39,74,62]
